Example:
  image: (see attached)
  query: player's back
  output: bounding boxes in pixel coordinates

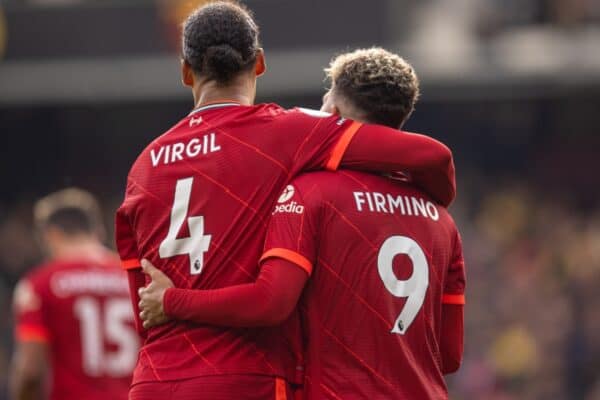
[117,102,362,384]
[14,250,138,400]
[296,171,463,399]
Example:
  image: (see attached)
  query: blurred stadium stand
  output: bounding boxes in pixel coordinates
[0,1,599,399]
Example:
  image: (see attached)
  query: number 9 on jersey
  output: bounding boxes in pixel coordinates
[377,236,429,335]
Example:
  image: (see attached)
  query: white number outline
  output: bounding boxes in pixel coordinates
[377,236,429,335]
[73,297,139,377]
[159,177,212,275]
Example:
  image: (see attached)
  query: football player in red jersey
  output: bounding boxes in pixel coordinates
[139,48,465,399]
[118,2,457,399]
[10,189,138,400]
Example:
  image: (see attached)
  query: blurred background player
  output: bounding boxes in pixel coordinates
[138,48,465,399]
[117,2,456,399]
[10,188,138,400]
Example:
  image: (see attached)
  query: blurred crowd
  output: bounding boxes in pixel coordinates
[401,0,600,75]
[0,176,599,399]
[3,0,598,74]
[448,183,600,399]
[7,0,600,22]
[4,0,600,28]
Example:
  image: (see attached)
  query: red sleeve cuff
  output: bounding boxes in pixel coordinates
[121,258,141,270]
[15,324,50,343]
[442,293,465,305]
[260,248,313,276]
[325,121,362,171]
[163,287,178,319]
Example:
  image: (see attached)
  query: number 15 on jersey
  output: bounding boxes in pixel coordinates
[159,177,212,275]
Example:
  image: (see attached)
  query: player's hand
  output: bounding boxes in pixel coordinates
[138,259,174,329]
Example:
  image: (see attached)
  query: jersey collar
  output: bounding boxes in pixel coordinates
[189,100,242,116]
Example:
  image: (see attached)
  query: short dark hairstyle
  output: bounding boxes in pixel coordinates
[182,1,260,84]
[34,188,103,237]
[326,48,420,128]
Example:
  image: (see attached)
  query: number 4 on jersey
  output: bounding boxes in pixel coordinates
[159,177,212,275]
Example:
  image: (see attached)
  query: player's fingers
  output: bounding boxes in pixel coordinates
[142,310,156,321]
[139,292,148,303]
[144,316,158,329]
[146,316,164,329]
[141,259,159,277]
[142,260,174,287]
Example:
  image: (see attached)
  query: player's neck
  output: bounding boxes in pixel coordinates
[50,237,105,262]
[192,76,256,108]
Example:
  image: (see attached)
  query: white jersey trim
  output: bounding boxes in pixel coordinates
[189,102,241,116]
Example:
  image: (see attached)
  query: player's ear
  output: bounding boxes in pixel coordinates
[320,89,339,115]
[181,60,194,87]
[255,48,266,77]
[42,226,65,256]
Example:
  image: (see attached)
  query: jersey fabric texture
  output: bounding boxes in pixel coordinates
[260,170,466,399]
[129,375,292,400]
[13,250,137,400]
[115,103,366,386]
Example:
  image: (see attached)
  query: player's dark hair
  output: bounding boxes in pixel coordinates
[326,48,420,129]
[45,207,94,235]
[34,188,103,237]
[182,1,260,84]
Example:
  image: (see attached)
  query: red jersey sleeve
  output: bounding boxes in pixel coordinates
[115,190,146,336]
[441,304,464,374]
[281,109,362,173]
[259,178,322,275]
[341,126,456,206]
[163,260,308,327]
[115,204,141,271]
[12,277,50,343]
[282,109,456,206]
[442,230,466,305]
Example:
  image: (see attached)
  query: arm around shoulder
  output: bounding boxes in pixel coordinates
[163,259,308,327]
[340,125,456,206]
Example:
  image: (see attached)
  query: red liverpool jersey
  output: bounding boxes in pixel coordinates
[13,249,139,400]
[115,102,454,386]
[260,171,466,399]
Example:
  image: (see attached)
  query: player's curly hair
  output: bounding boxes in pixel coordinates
[182,1,260,84]
[326,47,420,128]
